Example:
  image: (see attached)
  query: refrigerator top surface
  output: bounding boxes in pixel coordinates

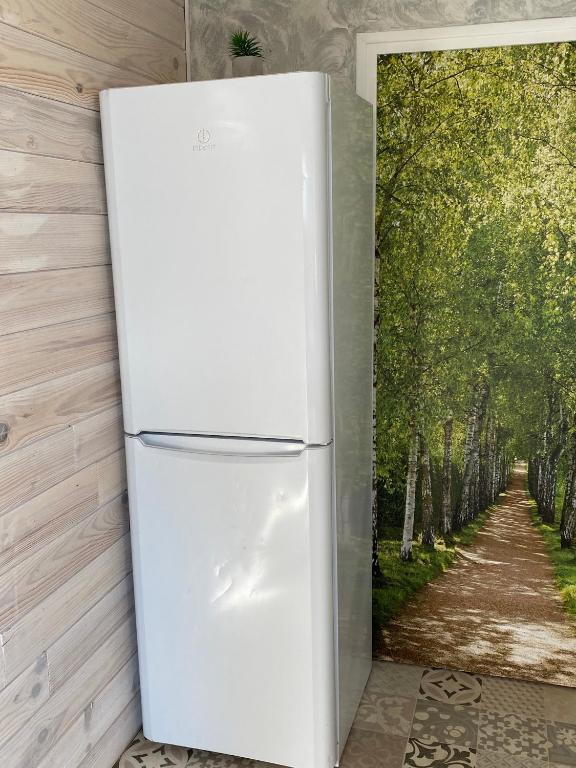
[101,73,332,443]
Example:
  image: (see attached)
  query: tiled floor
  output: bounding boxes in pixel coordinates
[115,662,576,768]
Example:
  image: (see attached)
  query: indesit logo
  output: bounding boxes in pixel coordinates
[193,128,216,152]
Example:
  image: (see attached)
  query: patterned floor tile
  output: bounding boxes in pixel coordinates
[480,677,546,719]
[411,701,479,748]
[547,721,576,765]
[355,692,416,736]
[367,661,426,697]
[475,749,547,767]
[419,670,482,707]
[541,684,576,725]
[478,711,548,760]
[118,733,258,767]
[186,752,257,767]
[403,738,476,767]
[340,727,408,768]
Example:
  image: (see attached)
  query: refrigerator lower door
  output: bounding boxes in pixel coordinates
[125,434,336,768]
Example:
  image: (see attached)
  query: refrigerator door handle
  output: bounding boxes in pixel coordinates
[132,433,308,457]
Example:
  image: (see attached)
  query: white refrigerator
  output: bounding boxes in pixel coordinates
[100,72,374,768]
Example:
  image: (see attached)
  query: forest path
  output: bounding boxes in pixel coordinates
[377,464,576,686]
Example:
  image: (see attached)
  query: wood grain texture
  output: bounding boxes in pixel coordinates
[0,493,129,627]
[0,652,49,744]
[73,404,123,467]
[0,0,185,83]
[0,313,117,397]
[0,85,102,162]
[0,616,136,767]
[97,449,127,505]
[0,149,106,213]
[0,464,99,570]
[0,212,110,274]
[0,360,120,456]
[47,575,134,690]
[76,694,141,768]
[0,22,153,110]
[0,428,76,518]
[0,265,114,336]
[88,0,185,48]
[0,535,132,684]
[0,0,184,756]
[0,447,123,565]
[37,657,139,768]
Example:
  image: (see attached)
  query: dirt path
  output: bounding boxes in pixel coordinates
[377,464,576,686]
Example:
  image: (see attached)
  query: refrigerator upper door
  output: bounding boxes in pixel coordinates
[126,435,336,768]
[101,73,332,443]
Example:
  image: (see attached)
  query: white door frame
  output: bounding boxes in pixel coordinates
[356,17,576,105]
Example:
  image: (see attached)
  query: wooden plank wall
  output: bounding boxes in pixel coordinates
[0,1,186,766]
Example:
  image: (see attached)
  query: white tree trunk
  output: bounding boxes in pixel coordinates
[401,426,420,561]
[420,436,435,550]
[458,386,481,527]
[441,416,453,537]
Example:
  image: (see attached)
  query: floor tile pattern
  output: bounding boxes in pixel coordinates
[547,721,576,765]
[354,692,415,736]
[339,727,407,768]
[411,701,478,747]
[542,683,576,724]
[475,750,546,767]
[115,662,576,768]
[419,669,482,707]
[480,676,546,718]
[403,738,476,767]
[477,711,548,760]
[368,661,425,697]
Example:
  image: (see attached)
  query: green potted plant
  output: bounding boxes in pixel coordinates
[229,29,264,77]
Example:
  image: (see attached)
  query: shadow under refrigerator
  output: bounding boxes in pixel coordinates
[100,72,374,768]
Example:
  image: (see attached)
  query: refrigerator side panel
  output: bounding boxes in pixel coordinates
[330,80,374,756]
[125,437,336,768]
[100,73,331,443]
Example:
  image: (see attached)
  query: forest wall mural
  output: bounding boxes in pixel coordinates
[372,41,576,687]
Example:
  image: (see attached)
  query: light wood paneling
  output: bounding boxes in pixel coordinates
[0,652,50,746]
[0,22,154,110]
[0,464,99,570]
[0,213,110,274]
[0,265,114,336]
[37,658,139,768]
[0,449,124,571]
[0,429,76,517]
[73,405,124,467]
[0,493,129,627]
[47,575,134,690]
[0,1,184,762]
[97,449,127,504]
[77,695,141,768]
[0,361,120,455]
[0,0,185,83]
[0,617,136,767]
[0,149,106,213]
[0,535,132,684]
[89,0,185,48]
[0,85,102,162]
[0,313,117,397]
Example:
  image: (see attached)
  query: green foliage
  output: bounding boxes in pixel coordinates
[530,504,576,616]
[228,29,263,58]
[376,42,576,532]
[373,509,491,633]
